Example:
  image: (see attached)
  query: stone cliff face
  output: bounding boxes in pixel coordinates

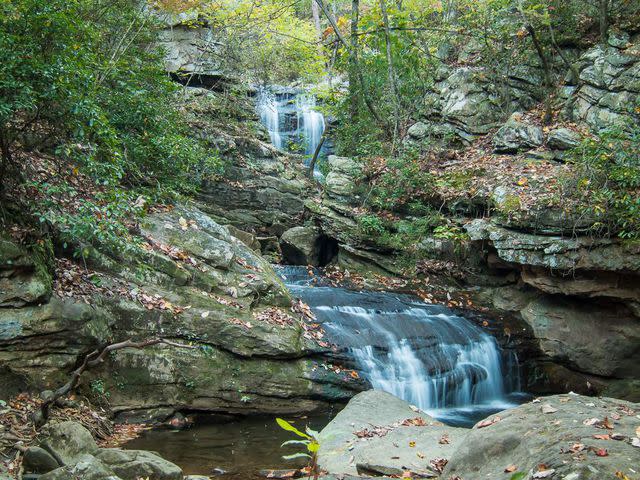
[232,33,640,401]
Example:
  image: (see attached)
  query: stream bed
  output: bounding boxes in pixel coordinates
[125,267,527,476]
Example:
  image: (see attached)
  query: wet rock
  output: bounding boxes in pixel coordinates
[23,446,60,474]
[444,394,640,480]
[493,112,543,153]
[547,127,581,150]
[318,391,466,476]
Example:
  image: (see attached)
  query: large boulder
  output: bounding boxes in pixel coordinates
[444,393,640,480]
[96,449,183,480]
[547,127,582,150]
[280,226,323,266]
[521,296,640,378]
[318,390,466,476]
[39,421,98,465]
[493,112,544,153]
[39,454,121,480]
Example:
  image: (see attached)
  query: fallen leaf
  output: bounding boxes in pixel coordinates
[541,404,558,414]
[504,465,517,472]
[477,416,501,428]
[636,426,640,438]
[595,448,608,457]
[201,311,210,318]
[409,441,416,448]
[631,438,640,448]
[592,434,610,440]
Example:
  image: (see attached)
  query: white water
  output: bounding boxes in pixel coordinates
[256,89,283,149]
[296,94,325,155]
[278,267,523,426]
[256,88,325,156]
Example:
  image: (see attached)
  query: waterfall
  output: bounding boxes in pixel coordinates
[278,266,522,425]
[256,89,283,149]
[256,87,325,158]
[296,94,325,155]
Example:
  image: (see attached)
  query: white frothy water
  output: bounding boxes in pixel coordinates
[256,89,283,149]
[256,88,325,155]
[276,267,523,425]
[296,94,325,155]
[318,305,511,413]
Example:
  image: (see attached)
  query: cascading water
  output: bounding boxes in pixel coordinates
[278,266,524,426]
[256,89,283,149]
[256,87,327,176]
[296,93,325,155]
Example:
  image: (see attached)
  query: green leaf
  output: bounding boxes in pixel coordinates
[282,453,311,460]
[281,440,309,447]
[276,418,311,439]
[307,440,320,453]
[510,473,526,480]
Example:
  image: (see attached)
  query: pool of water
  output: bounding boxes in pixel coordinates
[125,415,330,478]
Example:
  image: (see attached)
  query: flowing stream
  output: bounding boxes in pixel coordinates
[278,266,524,426]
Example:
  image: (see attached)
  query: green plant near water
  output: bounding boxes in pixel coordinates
[276,418,320,479]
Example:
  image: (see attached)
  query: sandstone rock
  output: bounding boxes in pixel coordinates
[521,296,640,377]
[40,421,98,465]
[318,391,466,476]
[280,226,323,266]
[39,454,121,480]
[406,122,430,139]
[325,156,362,200]
[444,394,640,480]
[547,127,581,150]
[23,446,60,474]
[96,449,183,480]
[464,219,640,272]
[493,112,543,153]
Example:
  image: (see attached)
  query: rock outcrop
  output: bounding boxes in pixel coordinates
[318,390,640,480]
[0,204,359,420]
[177,87,311,237]
[24,421,183,480]
[564,31,640,131]
[465,218,640,398]
[318,391,467,477]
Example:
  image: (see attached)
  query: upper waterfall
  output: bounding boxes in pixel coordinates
[255,87,327,174]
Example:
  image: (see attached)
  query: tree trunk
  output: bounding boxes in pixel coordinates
[379,0,401,148]
[311,0,323,55]
[349,0,361,119]
[315,0,388,133]
[599,0,610,43]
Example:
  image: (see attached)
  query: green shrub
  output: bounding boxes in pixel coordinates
[566,126,640,239]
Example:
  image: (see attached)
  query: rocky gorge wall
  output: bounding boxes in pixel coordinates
[201,32,640,401]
